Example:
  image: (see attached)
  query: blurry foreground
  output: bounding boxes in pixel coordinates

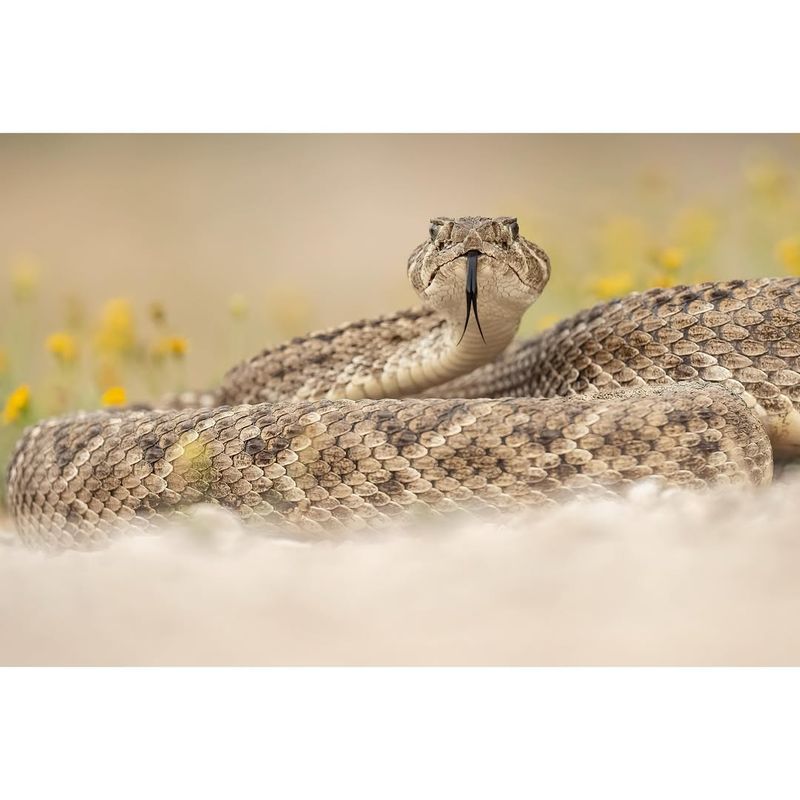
[3,470,800,665]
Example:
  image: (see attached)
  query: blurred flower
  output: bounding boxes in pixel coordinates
[591,272,634,300]
[745,159,791,202]
[176,439,206,470]
[166,336,188,357]
[653,272,679,289]
[652,245,686,272]
[594,217,648,296]
[101,385,127,407]
[775,236,800,275]
[149,302,167,326]
[151,335,189,360]
[150,340,166,361]
[10,258,40,302]
[45,331,79,364]
[94,358,122,393]
[95,298,136,355]
[2,384,30,425]
[674,208,718,252]
[534,312,560,332]
[228,293,248,320]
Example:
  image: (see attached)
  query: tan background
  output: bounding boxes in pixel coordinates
[2,134,799,385]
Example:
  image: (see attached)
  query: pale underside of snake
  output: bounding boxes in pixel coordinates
[7,216,800,550]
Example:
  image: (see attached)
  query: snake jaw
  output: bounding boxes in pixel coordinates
[457,250,486,345]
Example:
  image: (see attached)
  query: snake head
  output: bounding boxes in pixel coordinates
[408,216,551,338]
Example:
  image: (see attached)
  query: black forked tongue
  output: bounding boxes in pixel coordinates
[457,250,486,345]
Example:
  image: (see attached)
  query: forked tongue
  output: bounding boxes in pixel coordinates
[457,250,486,345]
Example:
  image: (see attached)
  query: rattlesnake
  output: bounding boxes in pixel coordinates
[7,216,799,550]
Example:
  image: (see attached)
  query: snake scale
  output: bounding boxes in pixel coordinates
[7,216,800,550]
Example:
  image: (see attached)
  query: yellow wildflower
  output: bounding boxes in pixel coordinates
[167,336,188,357]
[745,159,790,201]
[151,335,189,360]
[101,386,127,407]
[692,272,714,285]
[45,331,79,363]
[95,298,136,355]
[596,216,648,276]
[10,258,40,302]
[775,236,800,275]
[591,272,634,300]
[674,208,718,251]
[534,312,561,332]
[2,384,31,425]
[653,272,678,289]
[94,359,122,394]
[229,293,248,320]
[653,246,686,272]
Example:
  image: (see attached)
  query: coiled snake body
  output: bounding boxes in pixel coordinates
[7,217,800,549]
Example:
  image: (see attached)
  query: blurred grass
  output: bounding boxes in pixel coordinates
[2,150,800,511]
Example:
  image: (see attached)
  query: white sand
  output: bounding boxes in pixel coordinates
[2,471,800,665]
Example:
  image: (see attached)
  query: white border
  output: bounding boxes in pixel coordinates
[1,1,799,132]
[1,669,798,799]
[2,3,800,797]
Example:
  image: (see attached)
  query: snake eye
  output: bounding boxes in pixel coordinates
[429,223,440,242]
[508,219,519,240]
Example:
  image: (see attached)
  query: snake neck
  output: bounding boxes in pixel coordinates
[218,307,523,405]
[330,311,520,400]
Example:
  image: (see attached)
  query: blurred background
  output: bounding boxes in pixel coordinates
[2,134,800,506]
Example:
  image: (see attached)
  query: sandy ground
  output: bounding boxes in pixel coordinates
[3,470,800,666]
